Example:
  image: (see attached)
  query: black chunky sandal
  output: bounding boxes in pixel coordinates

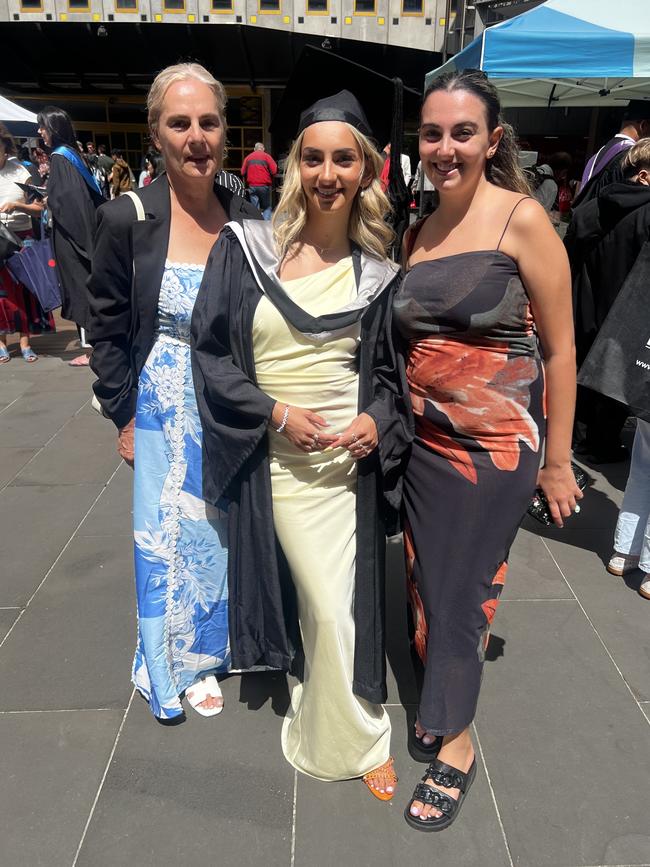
[404,757,477,832]
[408,726,443,763]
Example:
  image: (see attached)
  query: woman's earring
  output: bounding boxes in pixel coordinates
[360,188,366,198]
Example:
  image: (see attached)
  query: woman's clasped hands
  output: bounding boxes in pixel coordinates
[271,403,378,460]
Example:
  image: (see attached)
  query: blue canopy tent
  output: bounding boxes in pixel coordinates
[426,0,650,108]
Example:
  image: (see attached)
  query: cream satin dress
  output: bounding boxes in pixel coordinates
[253,257,391,781]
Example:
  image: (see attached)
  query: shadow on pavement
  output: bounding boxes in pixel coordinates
[485,634,506,662]
[236,670,291,717]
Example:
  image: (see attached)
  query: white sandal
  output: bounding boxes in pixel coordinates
[185,675,224,717]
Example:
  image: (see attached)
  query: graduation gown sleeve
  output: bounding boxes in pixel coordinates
[191,229,276,505]
[361,279,413,513]
[87,197,138,430]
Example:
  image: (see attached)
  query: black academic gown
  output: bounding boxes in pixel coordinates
[565,180,650,364]
[87,174,261,430]
[566,180,650,453]
[572,140,630,210]
[191,225,413,704]
[47,152,105,330]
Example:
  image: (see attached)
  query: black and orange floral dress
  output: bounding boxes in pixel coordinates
[393,210,545,736]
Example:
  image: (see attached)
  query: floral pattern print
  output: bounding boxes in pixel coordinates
[407,338,540,483]
[132,262,230,720]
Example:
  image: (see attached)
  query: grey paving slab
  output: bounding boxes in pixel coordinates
[0,446,38,488]
[12,410,121,487]
[78,461,133,537]
[0,609,20,642]
[75,676,294,867]
[2,354,68,374]
[16,365,95,395]
[475,600,650,867]
[0,376,32,409]
[0,709,123,867]
[576,452,632,496]
[503,526,573,600]
[0,534,135,710]
[543,530,650,702]
[0,483,103,607]
[293,706,510,867]
[0,390,89,448]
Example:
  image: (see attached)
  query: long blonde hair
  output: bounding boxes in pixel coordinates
[272,123,394,261]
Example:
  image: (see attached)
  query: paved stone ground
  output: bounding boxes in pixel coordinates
[1,323,649,867]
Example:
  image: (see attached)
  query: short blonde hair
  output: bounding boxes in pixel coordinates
[147,62,227,136]
[272,123,394,261]
[622,137,650,174]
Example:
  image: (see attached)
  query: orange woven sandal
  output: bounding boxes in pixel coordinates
[362,757,398,802]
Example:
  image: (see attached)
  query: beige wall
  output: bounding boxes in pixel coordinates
[5,0,447,50]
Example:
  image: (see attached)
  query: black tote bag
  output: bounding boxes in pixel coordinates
[578,242,650,422]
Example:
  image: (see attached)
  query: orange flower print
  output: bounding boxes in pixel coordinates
[480,561,508,656]
[404,522,428,664]
[407,338,540,480]
[481,561,508,626]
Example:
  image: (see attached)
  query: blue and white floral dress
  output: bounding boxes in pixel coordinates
[132,261,230,720]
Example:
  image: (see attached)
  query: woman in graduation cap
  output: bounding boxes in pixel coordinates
[192,90,411,795]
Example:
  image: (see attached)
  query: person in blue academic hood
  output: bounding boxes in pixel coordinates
[37,106,105,366]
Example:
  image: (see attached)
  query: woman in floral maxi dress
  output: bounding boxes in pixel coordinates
[88,63,260,721]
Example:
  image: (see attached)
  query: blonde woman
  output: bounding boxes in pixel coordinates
[192,91,411,796]
[88,63,261,722]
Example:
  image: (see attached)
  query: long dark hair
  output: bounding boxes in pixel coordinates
[0,121,16,157]
[36,106,77,150]
[145,151,165,179]
[422,70,531,195]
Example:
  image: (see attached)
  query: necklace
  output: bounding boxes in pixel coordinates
[297,236,348,256]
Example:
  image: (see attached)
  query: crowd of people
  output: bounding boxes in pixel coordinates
[1,59,648,834]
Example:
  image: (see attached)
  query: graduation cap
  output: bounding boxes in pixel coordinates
[16,182,46,201]
[269,45,420,153]
[297,90,373,139]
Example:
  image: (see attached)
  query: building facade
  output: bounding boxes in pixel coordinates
[1,0,453,167]
[2,0,450,51]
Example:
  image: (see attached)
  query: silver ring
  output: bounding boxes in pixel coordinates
[312,433,319,444]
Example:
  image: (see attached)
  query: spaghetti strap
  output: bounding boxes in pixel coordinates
[496,196,532,251]
[405,217,427,259]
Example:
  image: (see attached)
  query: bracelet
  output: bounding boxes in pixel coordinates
[276,404,289,433]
